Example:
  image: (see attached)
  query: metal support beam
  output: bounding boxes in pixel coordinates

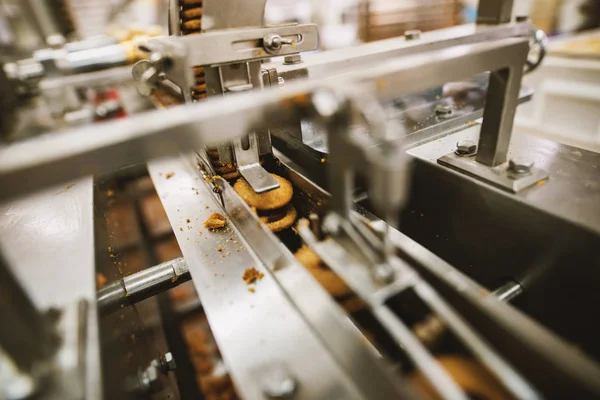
[476,64,525,166]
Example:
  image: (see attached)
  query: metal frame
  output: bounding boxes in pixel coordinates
[0,38,529,203]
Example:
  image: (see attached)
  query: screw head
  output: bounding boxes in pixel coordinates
[455,140,477,156]
[46,34,66,49]
[435,104,453,118]
[372,264,395,285]
[262,370,296,399]
[284,54,302,65]
[508,158,534,175]
[264,34,284,53]
[404,30,421,40]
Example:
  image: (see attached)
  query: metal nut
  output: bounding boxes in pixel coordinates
[455,140,477,156]
[508,158,534,175]
[160,352,177,372]
[404,30,421,40]
[435,104,453,118]
[284,54,302,65]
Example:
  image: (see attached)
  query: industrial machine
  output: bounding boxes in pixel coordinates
[1,0,600,399]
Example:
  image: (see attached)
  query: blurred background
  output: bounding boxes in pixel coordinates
[1,0,599,51]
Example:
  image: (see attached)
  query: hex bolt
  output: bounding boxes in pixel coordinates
[435,104,453,118]
[372,264,395,285]
[262,370,297,399]
[159,352,176,373]
[404,30,421,40]
[455,139,478,156]
[284,54,302,65]
[508,158,534,175]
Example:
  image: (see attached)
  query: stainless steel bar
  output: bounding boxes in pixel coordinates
[271,23,531,81]
[97,257,189,315]
[476,64,524,166]
[477,0,515,25]
[0,38,528,202]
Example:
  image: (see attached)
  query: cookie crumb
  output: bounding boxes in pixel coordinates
[204,213,226,229]
[243,267,264,285]
[248,287,255,293]
[165,172,175,179]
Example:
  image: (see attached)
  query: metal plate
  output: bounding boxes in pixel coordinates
[0,177,100,400]
[438,152,549,192]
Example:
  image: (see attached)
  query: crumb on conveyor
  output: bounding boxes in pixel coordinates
[204,213,226,229]
[242,267,264,285]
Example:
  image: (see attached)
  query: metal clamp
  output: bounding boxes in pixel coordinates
[149,24,318,67]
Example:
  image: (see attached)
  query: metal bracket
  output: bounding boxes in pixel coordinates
[438,152,549,193]
[233,132,279,193]
[149,24,318,67]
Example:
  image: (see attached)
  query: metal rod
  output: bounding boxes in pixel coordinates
[493,280,523,302]
[97,257,189,315]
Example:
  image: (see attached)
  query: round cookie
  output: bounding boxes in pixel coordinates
[295,245,322,270]
[259,205,297,233]
[233,174,293,210]
[306,264,351,298]
[221,170,240,180]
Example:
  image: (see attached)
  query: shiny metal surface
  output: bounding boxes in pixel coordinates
[147,156,372,400]
[0,177,100,400]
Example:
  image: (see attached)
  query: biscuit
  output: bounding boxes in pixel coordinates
[295,245,322,270]
[233,174,293,210]
[221,170,240,180]
[260,205,297,233]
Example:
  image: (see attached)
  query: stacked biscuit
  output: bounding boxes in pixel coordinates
[295,245,366,313]
[234,173,297,233]
[207,149,240,181]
